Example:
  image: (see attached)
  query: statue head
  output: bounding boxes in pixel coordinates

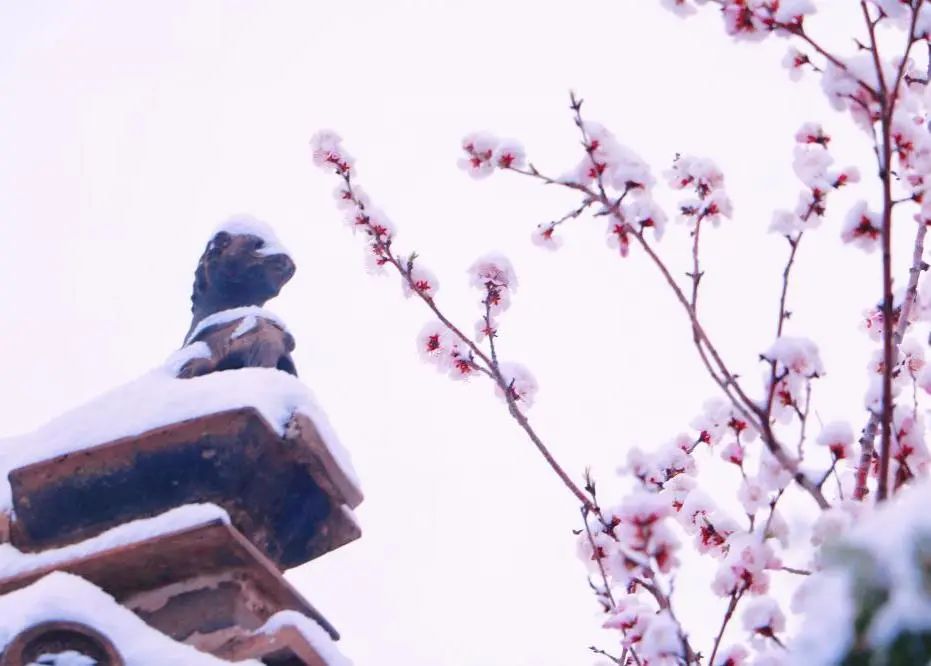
[189,216,296,326]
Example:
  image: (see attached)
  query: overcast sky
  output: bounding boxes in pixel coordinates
[0,2,904,664]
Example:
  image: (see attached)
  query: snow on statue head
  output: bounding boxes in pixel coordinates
[178,216,298,379]
[190,216,295,324]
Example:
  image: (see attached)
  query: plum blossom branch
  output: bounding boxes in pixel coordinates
[507,97,832,510]
[310,132,594,511]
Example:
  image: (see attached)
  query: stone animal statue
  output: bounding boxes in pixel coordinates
[177,218,298,379]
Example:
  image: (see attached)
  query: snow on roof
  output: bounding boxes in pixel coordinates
[0,571,260,665]
[185,306,287,345]
[0,504,228,580]
[0,358,360,512]
[213,215,289,258]
[258,610,352,666]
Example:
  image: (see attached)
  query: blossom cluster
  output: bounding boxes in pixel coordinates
[457,133,526,179]
[661,0,816,38]
[312,2,931,663]
[770,123,859,243]
[664,155,732,228]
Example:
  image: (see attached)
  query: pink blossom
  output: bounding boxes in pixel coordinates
[742,596,786,636]
[841,201,882,252]
[772,0,816,25]
[713,535,781,596]
[782,47,810,81]
[310,129,354,175]
[494,140,526,170]
[638,611,683,664]
[769,209,805,237]
[663,474,697,512]
[765,336,825,378]
[626,198,668,241]
[531,222,562,250]
[495,362,539,409]
[578,122,656,193]
[402,263,439,299]
[721,441,745,466]
[468,254,518,314]
[416,324,449,366]
[792,144,834,188]
[817,421,855,461]
[713,644,749,666]
[659,0,696,17]
[810,503,859,547]
[664,155,725,195]
[457,132,498,179]
[737,476,769,515]
[758,448,794,492]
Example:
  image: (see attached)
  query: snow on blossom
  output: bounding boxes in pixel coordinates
[900,336,926,376]
[742,596,786,636]
[864,373,903,413]
[494,140,525,170]
[662,473,696,512]
[714,644,749,666]
[638,611,683,664]
[861,305,892,342]
[625,436,696,490]
[792,143,833,188]
[816,421,855,461]
[467,254,518,314]
[678,491,739,557]
[917,362,931,395]
[401,263,439,299]
[626,197,668,241]
[603,596,654,646]
[416,323,474,379]
[333,183,368,210]
[713,535,781,597]
[867,0,911,21]
[841,201,882,252]
[690,399,736,446]
[660,0,696,16]
[737,476,770,515]
[766,372,805,424]
[586,491,681,577]
[765,336,824,378]
[782,47,810,81]
[665,155,725,195]
[764,509,790,547]
[891,408,930,482]
[769,209,806,237]
[495,362,538,408]
[665,155,733,228]
[821,56,885,131]
[772,0,816,24]
[531,222,562,250]
[310,129,353,175]
[757,447,794,492]
[810,501,860,548]
[917,5,931,40]
[793,122,828,145]
[574,121,656,193]
[721,1,770,41]
[720,440,745,467]
[755,646,790,666]
[457,132,521,179]
[417,324,452,365]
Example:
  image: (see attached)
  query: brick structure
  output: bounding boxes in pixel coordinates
[0,220,361,665]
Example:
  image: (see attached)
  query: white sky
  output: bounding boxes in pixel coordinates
[0,2,913,664]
